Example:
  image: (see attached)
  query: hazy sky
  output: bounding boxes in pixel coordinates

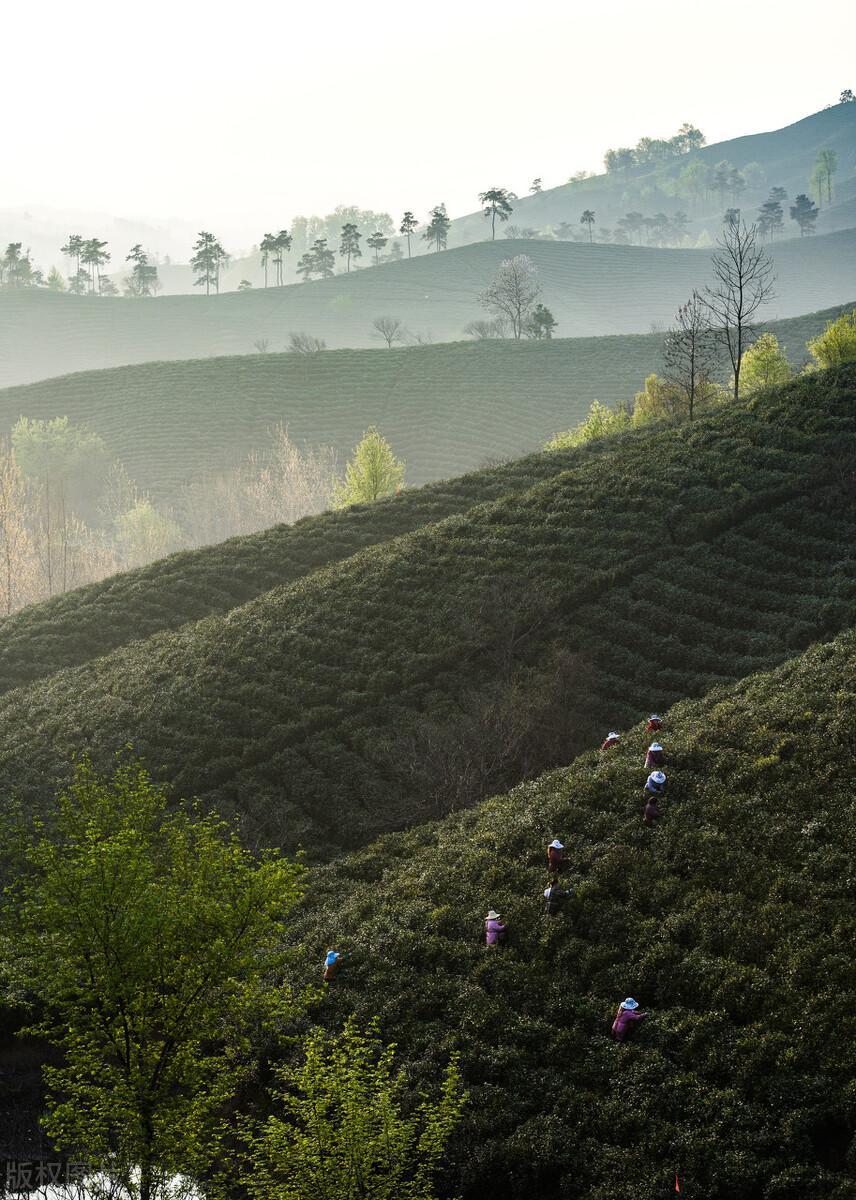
[4,0,855,249]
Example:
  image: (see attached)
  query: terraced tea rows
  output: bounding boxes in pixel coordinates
[281,628,856,1199]
[0,367,851,859]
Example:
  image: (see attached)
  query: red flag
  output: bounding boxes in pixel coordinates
[675,1170,681,1193]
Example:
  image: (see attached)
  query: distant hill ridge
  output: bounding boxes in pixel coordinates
[0,366,852,858]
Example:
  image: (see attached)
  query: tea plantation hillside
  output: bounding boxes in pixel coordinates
[0,439,602,694]
[0,304,848,505]
[283,629,856,1199]
[1,229,855,386]
[0,367,853,857]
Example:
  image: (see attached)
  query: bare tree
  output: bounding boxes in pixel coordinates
[703,220,775,402]
[478,255,542,340]
[463,318,507,339]
[662,291,720,421]
[371,316,408,348]
[287,332,327,354]
[253,338,270,354]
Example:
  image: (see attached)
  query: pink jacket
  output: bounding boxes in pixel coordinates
[612,1006,647,1041]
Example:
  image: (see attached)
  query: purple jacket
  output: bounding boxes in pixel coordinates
[612,1006,647,1040]
[485,918,506,945]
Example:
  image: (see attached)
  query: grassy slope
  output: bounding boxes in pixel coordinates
[284,628,856,1199]
[0,367,853,857]
[1,230,855,387]
[0,303,849,507]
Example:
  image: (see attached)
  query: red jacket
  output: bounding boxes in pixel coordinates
[601,735,620,750]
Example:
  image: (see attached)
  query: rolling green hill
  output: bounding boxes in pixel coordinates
[1,230,855,387]
[0,303,848,508]
[0,367,853,858]
[282,627,856,1199]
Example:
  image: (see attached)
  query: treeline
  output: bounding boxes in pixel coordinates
[603,121,706,172]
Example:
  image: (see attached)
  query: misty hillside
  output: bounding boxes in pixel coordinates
[138,102,856,293]
[0,366,852,859]
[1,230,855,387]
[283,626,856,1198]
[446,100,856,251]
[0,303,845,505]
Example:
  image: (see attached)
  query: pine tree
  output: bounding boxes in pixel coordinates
[339,223,362,272]
[399,211,418,258]
[366,231,388,265]
[422,205,450,252]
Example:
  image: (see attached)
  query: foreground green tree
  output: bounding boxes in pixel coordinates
[333,427,404,507]
[807,307,856,367]
[0,759,306,1200]
[738,332,791,396]
[241,1018,465,1200]
[545,399,631,449]
[478,254,542,339]
[479,187,515,240]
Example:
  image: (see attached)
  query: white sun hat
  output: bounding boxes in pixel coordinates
[486,910,501,920]
[649,743,663,751]
[621,997,639,1010]
[549,839,565,849]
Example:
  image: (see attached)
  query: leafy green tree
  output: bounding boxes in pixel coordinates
[333,427,404,507]
[712,160,732,207]
[191,231,228,295]
[728,168,745,203]
[339,222,362,272]
[525,303,557,340]
[238,279,253,291]
[478,254,541,339]
[68,268,90,295]
[366,230,388,265]
[807,308,856,367]
[99,276,119,297]
[530,177,542,193]
[737,332,791,396]
[399,211,418,258]
[273,230,292,285]
[240,1017,464,1200]
[0,759,306,1200]
[124,245,159,297]
[479,187,515,240]
[789,193,818,236]
[580,210,596,243]
[841,88,854,103]
[423,205,450,252]
[260,233,277,287]
[46,266,66,291]
[545,399,631,448]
